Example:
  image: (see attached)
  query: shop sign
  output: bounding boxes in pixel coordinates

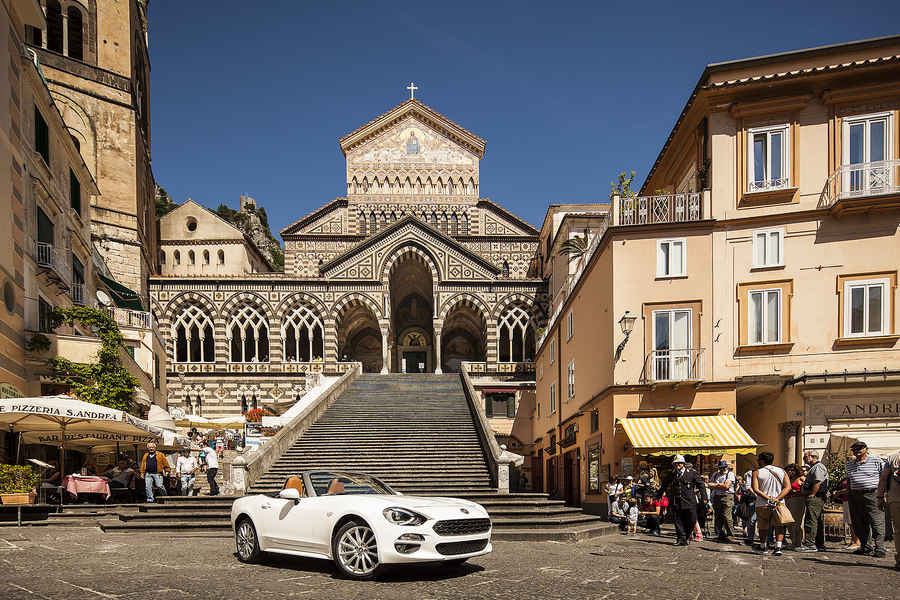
[837,402,900,417]
[621,457,633,474]
[662,432,714,442]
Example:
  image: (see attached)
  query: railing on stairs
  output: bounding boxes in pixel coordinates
[459,362,523,493]
[229,362,362,494]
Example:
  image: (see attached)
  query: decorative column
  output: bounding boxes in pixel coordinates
[780,421,801,466]
[62,13,69,57]
[433,320,443,374]
[379,321,389,374]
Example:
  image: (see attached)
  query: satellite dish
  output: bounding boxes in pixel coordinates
[96,290,113,307]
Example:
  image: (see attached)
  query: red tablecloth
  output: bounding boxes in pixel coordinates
[63,475,111,499]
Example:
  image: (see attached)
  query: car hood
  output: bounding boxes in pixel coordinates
[380,495,487,514]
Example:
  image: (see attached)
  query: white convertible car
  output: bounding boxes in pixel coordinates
[231,470,492,579]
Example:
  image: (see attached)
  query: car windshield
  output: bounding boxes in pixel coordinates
[307,471,394,496]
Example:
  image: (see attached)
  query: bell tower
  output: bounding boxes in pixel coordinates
[25,0,157,303]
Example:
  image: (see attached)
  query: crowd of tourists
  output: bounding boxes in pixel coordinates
[605,442,900,570]
[37,437,225,504]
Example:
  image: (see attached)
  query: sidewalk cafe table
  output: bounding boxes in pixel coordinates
[63,475,111,500]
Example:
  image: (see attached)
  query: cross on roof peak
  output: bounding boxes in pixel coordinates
[406,82,419,100]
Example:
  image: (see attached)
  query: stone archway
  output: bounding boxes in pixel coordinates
[388,252,434,373]
[336,301,382,373]
[441,300,487,372]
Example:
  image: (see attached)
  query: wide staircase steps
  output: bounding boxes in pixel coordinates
[93,374,614,541]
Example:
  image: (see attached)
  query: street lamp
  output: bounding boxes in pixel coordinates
[615,311,637,361]
[618,311,637,336]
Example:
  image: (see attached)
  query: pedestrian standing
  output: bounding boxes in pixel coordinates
[876,449,900,571]
[201,443,220,496]
[658,454,707,546]
[751,452,791,556]
[140,442,170,503]
[175,449,198,496]
[846,441,886,558]
[784,464,806,549]
[797,450,829,552]
[709,460,737,543]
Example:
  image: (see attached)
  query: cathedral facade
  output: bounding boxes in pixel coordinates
[151,99,546,417]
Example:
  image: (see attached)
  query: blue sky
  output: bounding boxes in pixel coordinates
[148,1,900,237]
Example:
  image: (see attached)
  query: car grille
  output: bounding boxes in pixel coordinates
[433,518,491,536]
[436,538,489,556]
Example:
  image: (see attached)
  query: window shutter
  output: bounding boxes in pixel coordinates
[70,170,81,215]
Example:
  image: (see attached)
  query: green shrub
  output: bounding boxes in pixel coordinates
[0,464,41,494]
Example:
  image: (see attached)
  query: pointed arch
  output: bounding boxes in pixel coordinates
[358,210,367,235]
[282,302,324,362]
[331,292,384,321]
[379,243,442,286]
[497,301,536,363]
[165,292,217,364]
[227,303,269,363]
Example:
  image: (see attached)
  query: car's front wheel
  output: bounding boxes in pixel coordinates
[235,518,262,563]
[332,520,381,580]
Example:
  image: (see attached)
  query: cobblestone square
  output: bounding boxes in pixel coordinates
[1,527,896,600]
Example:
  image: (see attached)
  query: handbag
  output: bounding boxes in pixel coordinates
[773,502,795,526]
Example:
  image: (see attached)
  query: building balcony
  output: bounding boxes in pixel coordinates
[615,192,703,226]
[105,306,152,330]
[71,283,85,305]
[821,159,900,215]
[24,332,153,406]
[641,348,705,385]
[35,241,71,289]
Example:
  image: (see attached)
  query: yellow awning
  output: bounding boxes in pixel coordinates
[619,415,759,456]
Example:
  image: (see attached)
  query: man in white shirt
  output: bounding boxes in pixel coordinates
[202,444,220,496]
[751,452,791,556]
[175,449,198,496]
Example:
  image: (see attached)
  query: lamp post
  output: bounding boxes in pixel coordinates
[615,311,637,361]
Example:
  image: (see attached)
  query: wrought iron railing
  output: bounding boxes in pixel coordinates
[34,241,71,285]
[104,306,151,330]
[36,241,53,267]
[641,348,705,383]
[71,283,84,304]
[748,178,789,193]
[821,159,900,208]
[617,193,703,226]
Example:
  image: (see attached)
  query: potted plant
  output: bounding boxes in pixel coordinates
[0,465,40,504]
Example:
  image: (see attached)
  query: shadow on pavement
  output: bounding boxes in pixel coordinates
[798,557,895,570]
[236,552,486,581]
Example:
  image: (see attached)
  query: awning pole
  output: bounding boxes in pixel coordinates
[59,423,66,478]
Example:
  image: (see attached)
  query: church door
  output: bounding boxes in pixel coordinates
[402,351,427,373]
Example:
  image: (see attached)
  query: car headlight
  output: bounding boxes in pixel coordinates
[383,507,427,526]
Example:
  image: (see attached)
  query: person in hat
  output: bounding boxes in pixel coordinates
[657,454,708,546]
[846,441,886,558]
[708,459,737,543]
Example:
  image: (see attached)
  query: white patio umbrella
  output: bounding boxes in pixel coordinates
[0,395,188,474]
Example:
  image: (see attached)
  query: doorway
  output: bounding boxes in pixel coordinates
[402,351,427,373]
[563,449,581,507]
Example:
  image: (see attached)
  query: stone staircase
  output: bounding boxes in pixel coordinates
[81,374,613,541]
[250,374,493,495]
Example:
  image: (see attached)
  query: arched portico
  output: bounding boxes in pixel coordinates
[388,250,435,373]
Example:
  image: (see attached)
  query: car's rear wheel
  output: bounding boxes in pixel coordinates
[332,521,381,580]
[235,518,262,563]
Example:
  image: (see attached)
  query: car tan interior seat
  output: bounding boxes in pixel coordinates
[326,478,345,495]
[284,476,304,496]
